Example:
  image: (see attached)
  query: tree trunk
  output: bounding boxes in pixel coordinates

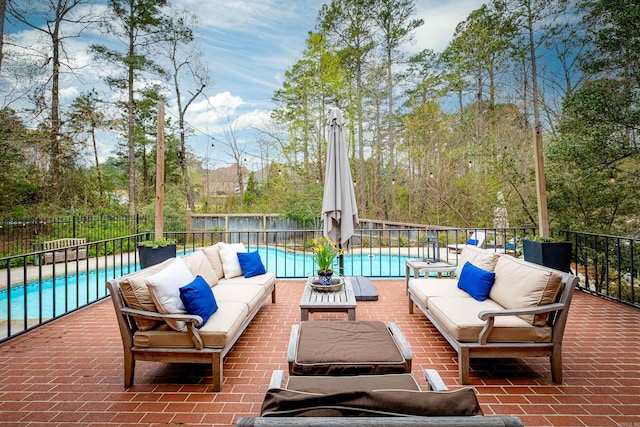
[50,7,62,199]
[127,0,136,215]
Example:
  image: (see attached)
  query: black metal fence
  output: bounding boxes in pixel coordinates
[1,223,638,344]
[0,214,186,257]
[563,230,639,308]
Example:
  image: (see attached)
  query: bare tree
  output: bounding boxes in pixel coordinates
[6,0,96,199]
[157,8,209,210]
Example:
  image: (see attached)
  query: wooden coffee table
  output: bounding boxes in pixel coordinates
[300,276,357,321]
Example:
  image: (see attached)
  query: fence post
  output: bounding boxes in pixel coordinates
[73,215,77,238]
[186,209,192,246]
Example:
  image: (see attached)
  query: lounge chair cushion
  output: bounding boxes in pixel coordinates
[490,255,563,326]
[212,283,268,312]
[133,301,250,348]
[292,321,409,376]
[218,272,276,287]
[182,250,218,286]
[457,262,496,301]
[179,275,218,326]
[237,251,267,278]
[217,242,247,279]
[408,279,472,308]
[428,296,552,343]
[146,257,195,331]
[201,245,225,280]
[456,245,500,278]
[260,387,483,417]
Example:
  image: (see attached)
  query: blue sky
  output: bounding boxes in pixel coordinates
[180,0,486,169]
[3,0,486,169]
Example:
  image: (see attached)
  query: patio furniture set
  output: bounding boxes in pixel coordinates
[107,240,577,425]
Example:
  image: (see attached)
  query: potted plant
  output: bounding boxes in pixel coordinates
[522,236,572,273]
[311,236,343,285]
[137,238,177,269]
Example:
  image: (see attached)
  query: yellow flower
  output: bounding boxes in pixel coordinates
[312,236,341,272]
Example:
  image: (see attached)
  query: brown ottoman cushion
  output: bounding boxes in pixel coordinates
[291,321,410,376]
[260,387,483,417]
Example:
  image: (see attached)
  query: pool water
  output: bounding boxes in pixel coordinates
[1,248,410,320]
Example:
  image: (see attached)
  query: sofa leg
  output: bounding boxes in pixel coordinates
[459,348,470,385]
[124,353,135,388]
[551,345,563,384]
[212,353,223,392]
[408,298,414,314]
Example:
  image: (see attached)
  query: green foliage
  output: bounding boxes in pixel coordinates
[138,238,176,249]
[282,184,323,228]
[545,0,640,235]
[3,0,640,238]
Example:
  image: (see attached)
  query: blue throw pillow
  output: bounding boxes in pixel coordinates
[179,275,218,327]
[457,262,496,301]
[466,238,479,246]
[237,251,267,278]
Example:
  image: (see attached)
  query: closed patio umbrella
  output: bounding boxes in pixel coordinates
[322,107,359,275]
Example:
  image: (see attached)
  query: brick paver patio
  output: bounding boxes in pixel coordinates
[1,279,639,426]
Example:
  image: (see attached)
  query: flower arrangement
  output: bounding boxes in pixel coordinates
[312,236,343,273]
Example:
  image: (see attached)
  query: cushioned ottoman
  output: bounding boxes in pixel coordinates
[288,321,412,376]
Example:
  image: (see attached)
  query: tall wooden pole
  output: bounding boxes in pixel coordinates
[528,1,549,238]
[155,101,165,241]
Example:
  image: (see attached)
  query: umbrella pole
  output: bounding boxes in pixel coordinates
[338,244,344,276]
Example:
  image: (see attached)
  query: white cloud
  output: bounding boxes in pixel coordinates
[411,0,486,53]
[59,86,80,100]
[186,92,245,130]
[181,0,322,32]
[234,109,273,130]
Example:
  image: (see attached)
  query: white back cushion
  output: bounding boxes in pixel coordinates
[146,257,195,331]
[217,242,247,279]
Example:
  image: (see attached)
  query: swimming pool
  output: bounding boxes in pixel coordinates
[0,247,411,321]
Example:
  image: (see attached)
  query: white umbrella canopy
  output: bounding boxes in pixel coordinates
[322,107,359,260]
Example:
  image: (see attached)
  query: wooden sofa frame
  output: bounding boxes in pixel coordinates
[107,278,276,392]
[236,370,524,426]
[409,273,579,384]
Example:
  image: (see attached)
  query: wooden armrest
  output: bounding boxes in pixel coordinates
[387,322,413,362]
[121,307,205,349]
[423,369,448,391]
[476,303,565,345]
[121,307,203,325]
[269,370,285,389]
[478,302,565,320]
[237,417,524,426]
[287,324,300,363]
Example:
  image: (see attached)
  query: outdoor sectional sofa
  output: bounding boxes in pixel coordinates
[408,245,579,384]
[107,242,276,391]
